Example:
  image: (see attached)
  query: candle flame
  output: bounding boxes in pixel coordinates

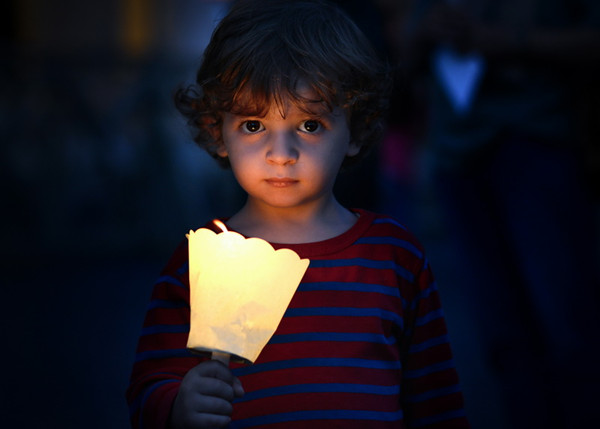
[213,219,228,233]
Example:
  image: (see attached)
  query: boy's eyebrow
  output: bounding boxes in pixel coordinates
[295,100,335,116]
[226,109,332,121]
[228,98,335,119]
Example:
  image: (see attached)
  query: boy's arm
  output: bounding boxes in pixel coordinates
[401,258,470,428]
[126,241,201,429]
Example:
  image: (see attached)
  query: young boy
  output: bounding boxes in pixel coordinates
[127,1,469,427]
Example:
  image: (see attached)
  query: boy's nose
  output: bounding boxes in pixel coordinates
[266,132,299,165]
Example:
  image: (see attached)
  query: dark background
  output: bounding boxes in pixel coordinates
[2,1,243,427]
[2,1,599,428]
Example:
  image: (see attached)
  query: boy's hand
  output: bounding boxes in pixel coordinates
[170,360,244,429]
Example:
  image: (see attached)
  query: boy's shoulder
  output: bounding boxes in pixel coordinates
[357,209,423,241]
[354,208,426,256]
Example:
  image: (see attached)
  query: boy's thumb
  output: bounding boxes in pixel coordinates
[233,377,245,398]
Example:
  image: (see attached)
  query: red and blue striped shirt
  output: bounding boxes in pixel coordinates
[127,209,469,428]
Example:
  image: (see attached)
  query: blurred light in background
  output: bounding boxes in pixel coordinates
[3,2,241,428]
[3,0,242,265]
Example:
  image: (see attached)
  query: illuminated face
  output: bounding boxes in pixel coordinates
[218,92,359,213]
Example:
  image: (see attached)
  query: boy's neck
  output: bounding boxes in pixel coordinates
[225,198,358,244]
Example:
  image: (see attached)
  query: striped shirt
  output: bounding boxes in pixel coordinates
[126,209,469,428]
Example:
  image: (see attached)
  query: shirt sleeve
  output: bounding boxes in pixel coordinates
[125,240,202,429]
[401,256,470,428]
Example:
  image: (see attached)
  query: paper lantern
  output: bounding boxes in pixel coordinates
[187,220,309,364]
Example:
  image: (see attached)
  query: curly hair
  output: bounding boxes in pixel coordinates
[174,0,391,168]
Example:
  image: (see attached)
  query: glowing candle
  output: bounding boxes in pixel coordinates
[186,220,310,364]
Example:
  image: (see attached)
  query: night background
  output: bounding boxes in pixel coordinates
[2,0,599,428]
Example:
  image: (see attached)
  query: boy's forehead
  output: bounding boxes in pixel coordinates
[231,82,336,117]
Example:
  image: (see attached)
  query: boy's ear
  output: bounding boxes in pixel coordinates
[346,141,361,157]
[216,143,228,158]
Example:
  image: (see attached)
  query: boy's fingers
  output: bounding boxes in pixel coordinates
[194,360,235,382]
[233,377,245,397]
[182,360,244,402]
[193,395,234,416]
[199,361,245,398]
[196,375,237,401]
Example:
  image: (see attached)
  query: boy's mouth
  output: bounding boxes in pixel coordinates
[265,178,299,188]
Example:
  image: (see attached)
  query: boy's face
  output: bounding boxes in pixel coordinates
[218,88,359,213]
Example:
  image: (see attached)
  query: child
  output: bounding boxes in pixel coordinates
[127,0,469,427]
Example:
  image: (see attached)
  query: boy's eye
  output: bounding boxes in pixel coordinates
[300,120,320,133]
[242,120,264,133]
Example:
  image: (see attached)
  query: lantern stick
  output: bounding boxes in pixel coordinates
[212,351,230,365]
